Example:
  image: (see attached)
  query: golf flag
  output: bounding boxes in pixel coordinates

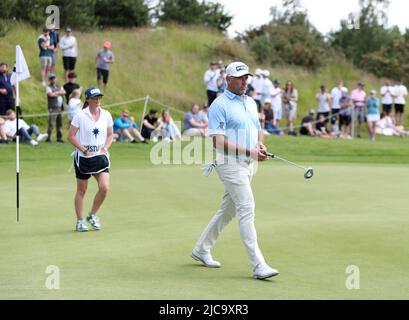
[10,45,30,86]
[14,45,30,222]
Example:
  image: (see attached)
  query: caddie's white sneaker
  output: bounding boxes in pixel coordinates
[191,250,221,268]
[37,133,48,142]
[30,139,38,146]
[86,213,101,230]
[253,263,279,280]
[76,220,89,232]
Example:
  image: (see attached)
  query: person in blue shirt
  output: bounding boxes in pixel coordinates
[0,62,15,116]
[192,61,279,280]
[366,89,380,141]
[113,109,147,144]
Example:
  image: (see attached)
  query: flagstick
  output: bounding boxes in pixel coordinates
[16,72,20,222]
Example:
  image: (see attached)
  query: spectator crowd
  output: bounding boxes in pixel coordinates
[1,29,409,146]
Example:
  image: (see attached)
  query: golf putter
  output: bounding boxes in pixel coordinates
[265,152,314,179]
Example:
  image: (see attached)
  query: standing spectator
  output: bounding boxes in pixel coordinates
[96,40,115,92]
[380,79,394,117]
[49,24,59,74]
[270,79,282,127]
[316,84,331,123]
[393,79,407,126]
[339,89,353,140]
[350,82,367,138]
[46,73,66,143]
[203,61,219,106]
[67,88,82,127]
[141,109,158,140]
[151,109,182,142]
[63,71,81,104]
[113,109,147,144]
[250,69,263,112]
[60,27,78,81]
[0,62,15,116]
[366,90,380,141]
[183,103,207,137]
[37,28,54,87]
[216,68,227,96]
[330,81,347,133]
[261,70,273,104]
[282,80,298,134]
[3,109,48,146]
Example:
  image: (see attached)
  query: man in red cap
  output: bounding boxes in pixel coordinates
[95,40,115,91]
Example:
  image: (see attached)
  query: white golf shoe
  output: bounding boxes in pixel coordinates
[191,251,221,268]
[253,263,279,280]
[37,133,48,142]
[76,220,89,232]
[86,214,101,230]
[29,139,38,146]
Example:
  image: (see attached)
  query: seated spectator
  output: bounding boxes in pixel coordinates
[339,89,353,140]
[151,109,182,142]
[3,109,48,145]
[183,104,207,137]
[376,113,407,137]
[299,109,317,136]
[114,109,147,143]
[198,104,209,124]
[263,99,281,135]
[63,71,81,104]
[315,114,334,138]
[0,117,9,143]
[67,88,82,127]
[141,109,158,139]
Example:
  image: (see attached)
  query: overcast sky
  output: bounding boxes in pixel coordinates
[217,0,409,37]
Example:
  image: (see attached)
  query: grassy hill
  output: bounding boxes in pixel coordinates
[1,22,386,127]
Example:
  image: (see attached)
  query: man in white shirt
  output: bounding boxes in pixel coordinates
[203,61,220,106]
[380,79,394,116]
[393,79,407,126]
[3,109,48,145]
[261,70,273,104]
[330,80,347,133]
[270,79,282,126]
[59,27,78,81]
[250,69,263,112]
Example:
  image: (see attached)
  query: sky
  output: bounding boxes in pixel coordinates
[217,0,409,37]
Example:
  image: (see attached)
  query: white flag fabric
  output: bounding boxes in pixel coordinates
[10,45,30,86]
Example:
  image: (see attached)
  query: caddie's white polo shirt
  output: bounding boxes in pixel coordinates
[71,107,113,156]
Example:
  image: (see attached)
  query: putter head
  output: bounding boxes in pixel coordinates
[304,168,314,179]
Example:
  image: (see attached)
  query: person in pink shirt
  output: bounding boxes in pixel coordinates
[350,82,367,138]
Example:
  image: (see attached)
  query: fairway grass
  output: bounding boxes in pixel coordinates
[1,136,409,299]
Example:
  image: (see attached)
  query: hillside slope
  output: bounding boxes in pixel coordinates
[1,22,383,125]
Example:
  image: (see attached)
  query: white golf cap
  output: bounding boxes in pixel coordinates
[262,69,270,77]
[264,98,272,104]
[370,89,376,94]
[255,68,262,76]
[226,62,253,78]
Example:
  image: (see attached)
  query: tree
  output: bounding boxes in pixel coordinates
[329,0,398,65]
[238,0,330,70]
[95,0,150,28]
[156,0,232,32]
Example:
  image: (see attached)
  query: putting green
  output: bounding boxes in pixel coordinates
[1,141,409,299]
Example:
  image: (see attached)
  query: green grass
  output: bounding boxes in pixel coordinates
[2,21,403,130]
[1,136,409,299]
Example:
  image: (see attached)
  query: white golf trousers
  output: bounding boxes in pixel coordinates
[194,160,266,269]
